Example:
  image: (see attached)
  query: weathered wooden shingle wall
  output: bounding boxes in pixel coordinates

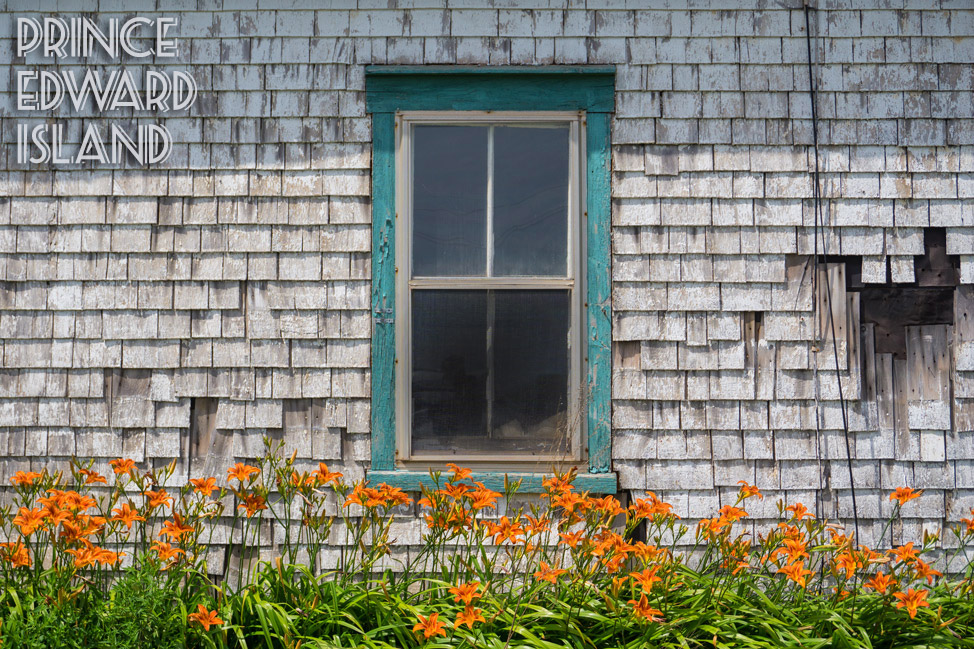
[0,0,972,550]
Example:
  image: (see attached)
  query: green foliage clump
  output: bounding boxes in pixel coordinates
[0,564,187,649]
[98,563,188,649]
[2,441,974,648]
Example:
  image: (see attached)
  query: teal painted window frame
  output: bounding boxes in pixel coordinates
[366,66,615,493]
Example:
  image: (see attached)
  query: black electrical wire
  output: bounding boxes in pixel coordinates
[804,1,860,541]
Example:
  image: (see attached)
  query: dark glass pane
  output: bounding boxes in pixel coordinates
[412,291,488,452]
[493,126,570,276]
[413,126,488,276]
[411,289,571,457]
[491,291,570,452]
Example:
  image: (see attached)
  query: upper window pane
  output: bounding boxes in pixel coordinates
[412,125,488,277]
[493,125,570,277]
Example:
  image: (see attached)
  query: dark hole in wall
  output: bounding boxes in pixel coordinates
[860,287,954,357]
[828,256,863,288]
[914,227,959,287]
[826,229,959,359]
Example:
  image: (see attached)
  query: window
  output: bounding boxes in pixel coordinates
[401,114,582,461]
[366,67,615,492]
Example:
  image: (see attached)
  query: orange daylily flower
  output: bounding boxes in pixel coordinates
[591,530,631,559]
[631,542,665,563]
[449,582,481,605]
[413,613,447,639]
[890,487,922,506]
[39,489,91,512]
[833,551,862,580]
[111,502,145,530]
[542,471,576,495]
[914,559,942,585]
[785,503,813,521]
[629,492,677,520]
[440,482,470,500]
[238,492,268,517]
[698,517,728,539]
[628,593,663,622]
[64,491,98,511]
[828,528,852,546]
[446,463,472,481]
[778,561,814,588]
[890,542,919,565]
[289,471,314,488]
[559,530,585,549]
[41,505,71,528]
[379,484,413,507]
[858,545,884,565]
[737,480,763,499]
[778,539,809,564]
[314,463,343,486]
[468,484,500,511]
[144,489,174,511]
[9,471,43,486]
[592,495,625,517]
[65,544,96,569]
[150,541,185,563]
[12,507,47,536]
[631,566,662,593]
[961,508,974,535]
[454,605,486,630]
[1,541,31,567]
[533,561,567,583]
[190,477,218,496]
[486,517,524,545]
[865,572,894,594]
[778,523,804,542]
[60,515,105,543]
[446,508,473,531]
[109,458,136,476]
[344,482,376,508]
[525,515,551,535]
[65,544,109,569]
[603,554,627,574]
[718,505,748,524]
[188,604,224,631]
[552,491,586,515]
[227,463,260,483]
[96,546,124,566]
[78,468,107,485]
[159,515,195,541]
[893,588,930,619]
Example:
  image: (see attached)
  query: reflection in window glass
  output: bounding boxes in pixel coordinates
[493,126,570,277]
[412,291,487,449]
[411,289,570,456]
[412,126,488,277]
[491,290,570,450]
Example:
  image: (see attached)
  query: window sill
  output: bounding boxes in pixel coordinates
[366,470,618,494]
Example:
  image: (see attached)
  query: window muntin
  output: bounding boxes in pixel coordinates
[396,112,584,463]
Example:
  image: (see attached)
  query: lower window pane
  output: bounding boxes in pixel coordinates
[411,289,571,456]
[411,291,488,449]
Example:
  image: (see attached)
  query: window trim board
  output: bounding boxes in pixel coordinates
[368,470,619,495]
[365,66,616,114]
[367,66,615,493]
